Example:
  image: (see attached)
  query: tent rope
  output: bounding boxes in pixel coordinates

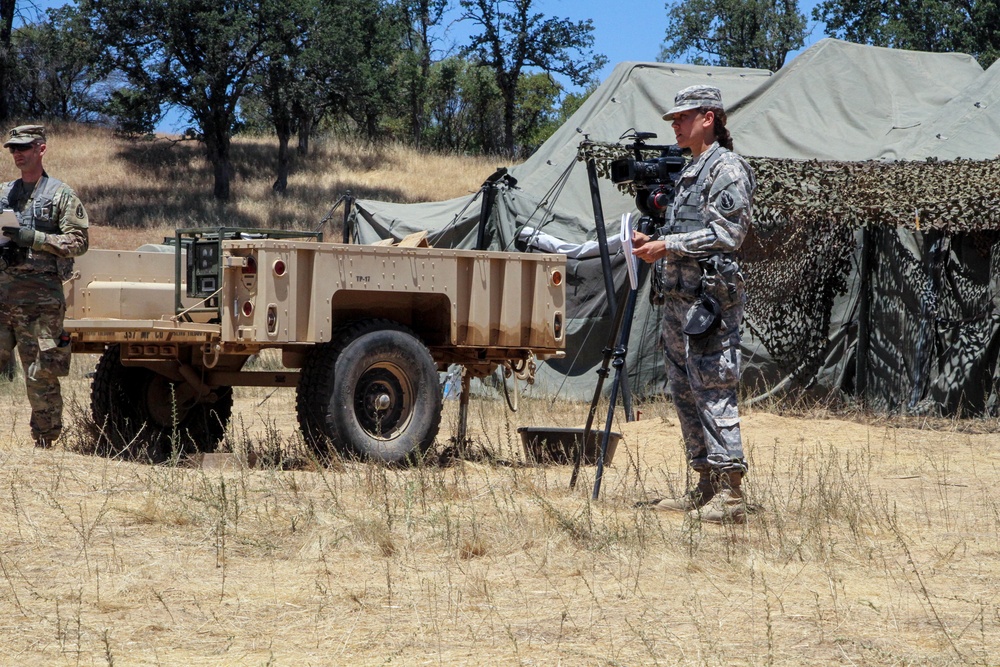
[504,157,578,252]
[431,189,483,245]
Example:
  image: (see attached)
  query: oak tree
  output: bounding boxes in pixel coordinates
[82,0,275,201]
[814,0,1000,67]
[661,0,807,71]
[459,0,605,156]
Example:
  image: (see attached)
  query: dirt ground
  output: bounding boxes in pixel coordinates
[0,357,998,666]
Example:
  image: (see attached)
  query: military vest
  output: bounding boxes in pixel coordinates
[0,175,72,278]
[650,145,737,302]
[663,144,725,235]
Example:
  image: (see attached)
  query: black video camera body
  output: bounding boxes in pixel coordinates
[609,131,686,219]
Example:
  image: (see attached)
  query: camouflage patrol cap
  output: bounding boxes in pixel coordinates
[3,125,46,147]
[662,85,724,120]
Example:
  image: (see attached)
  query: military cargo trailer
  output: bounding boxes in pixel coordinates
[64,229,567,463]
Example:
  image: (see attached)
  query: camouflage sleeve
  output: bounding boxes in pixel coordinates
[36,183,89,258]
[663,153,754,258]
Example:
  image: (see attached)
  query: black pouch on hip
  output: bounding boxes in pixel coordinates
[683,292,721,338]
[649,257,666,306]
[0,244,26,272]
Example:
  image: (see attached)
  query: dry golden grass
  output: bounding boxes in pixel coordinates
[0,123,998,665]
[1,363,999,666]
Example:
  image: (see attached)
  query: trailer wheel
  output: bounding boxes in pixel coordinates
[296,319,442,463]
[91,345,233,462]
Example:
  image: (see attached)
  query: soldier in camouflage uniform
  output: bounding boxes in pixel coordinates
[0,125,89,448]
[632,86,755,524]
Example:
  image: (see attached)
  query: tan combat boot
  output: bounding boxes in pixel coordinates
[640,471,715,512]
[689,471,746,524]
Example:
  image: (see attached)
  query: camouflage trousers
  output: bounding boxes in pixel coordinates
[660,291,746,473]
[0,280,71,445]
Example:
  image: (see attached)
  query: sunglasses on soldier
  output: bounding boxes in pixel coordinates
[8,143,37,153]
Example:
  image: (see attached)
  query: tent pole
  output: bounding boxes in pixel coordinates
[341,191,354,244]
[855,225,873,403]
[475,168,511,251]
[476,183,497,250]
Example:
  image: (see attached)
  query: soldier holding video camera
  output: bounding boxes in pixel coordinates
[632,86,755,524]
[0,125,89,449]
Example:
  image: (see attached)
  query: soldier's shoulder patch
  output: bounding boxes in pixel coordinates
[715,181,745,215]
[76,203,85,219]
[719,191,736,212]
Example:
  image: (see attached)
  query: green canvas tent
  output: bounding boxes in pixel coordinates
[349,39,1000,415]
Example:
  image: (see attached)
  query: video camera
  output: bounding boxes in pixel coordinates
[609,131,686,219]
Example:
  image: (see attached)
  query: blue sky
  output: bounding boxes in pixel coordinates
[29,0,828,132]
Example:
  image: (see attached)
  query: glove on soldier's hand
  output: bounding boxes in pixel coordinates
[1,226,41,248]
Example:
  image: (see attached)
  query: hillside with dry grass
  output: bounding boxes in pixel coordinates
[30,122,505,251]
[0,123,999,666]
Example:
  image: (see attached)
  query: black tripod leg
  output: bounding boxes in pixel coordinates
[593,351,625,500]
[585,152,634,415]
[570,291,630,489]
[592,284,641,500]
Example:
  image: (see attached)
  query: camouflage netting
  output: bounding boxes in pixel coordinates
[746,157,1000,412]
[581,143,1000,414]
[749,157,1000,234]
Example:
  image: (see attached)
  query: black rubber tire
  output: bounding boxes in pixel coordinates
[91,345,233,463]
[296,319,442,463]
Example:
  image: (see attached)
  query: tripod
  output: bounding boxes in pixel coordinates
[569,216,655,500]
[571,137,675,500]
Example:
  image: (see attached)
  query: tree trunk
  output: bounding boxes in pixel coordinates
[502,84,516,157]
[271,103,292,195]
[296,109,312,156]
[408,0,434,146]
[204,127,232,202]
[0,1,16,123]
[273,128,290,195]
[211,155,231,201]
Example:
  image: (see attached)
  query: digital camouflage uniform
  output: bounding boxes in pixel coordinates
[656,141,755,473]
[0,125,89,447]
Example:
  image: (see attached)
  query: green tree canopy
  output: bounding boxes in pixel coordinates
[459,0,606,156]
[0,0,52,121]
[514,72,562,157]
[251,0,403,193]
[10,5,102,121]
[661,0,807,71]
[82,0,279,201]
[813,0,1000,67]
[397,0,448,146]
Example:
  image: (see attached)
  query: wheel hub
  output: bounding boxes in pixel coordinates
[354,363,412,440]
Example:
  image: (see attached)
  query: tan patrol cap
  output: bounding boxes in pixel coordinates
[662,85,724,121]
[3,125,46,148]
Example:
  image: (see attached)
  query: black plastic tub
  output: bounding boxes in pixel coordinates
[517,426,621,466]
